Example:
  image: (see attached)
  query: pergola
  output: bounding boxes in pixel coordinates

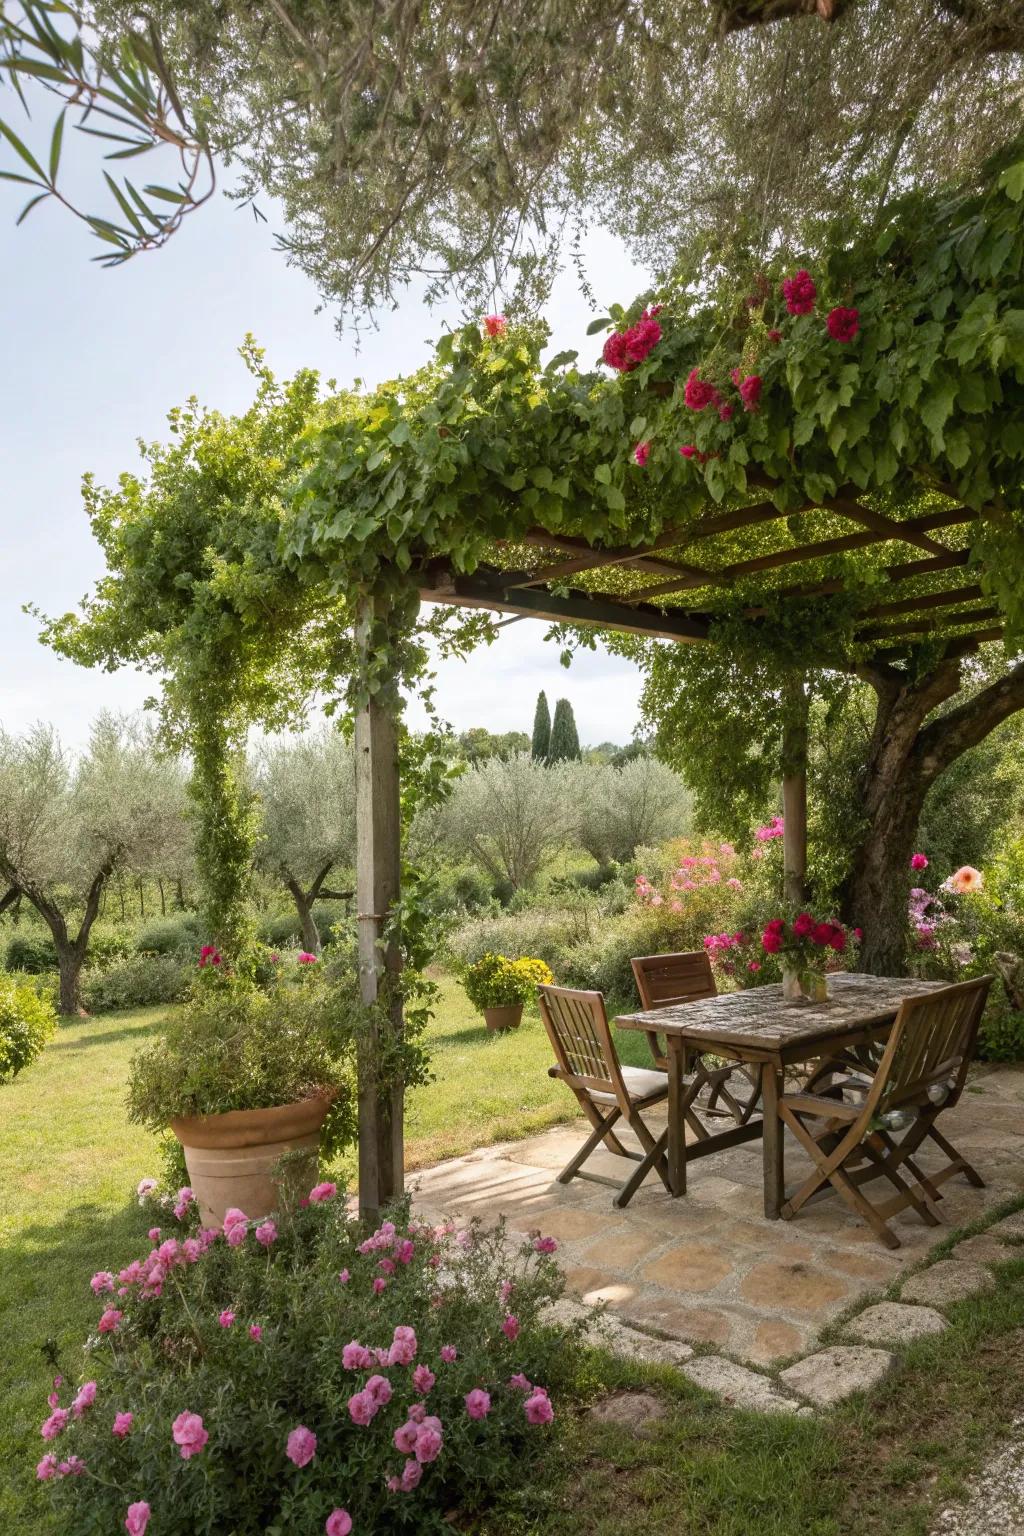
[354,473,1001,1219]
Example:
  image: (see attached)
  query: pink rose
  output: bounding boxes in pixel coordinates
[286,1425,317,1468]
[348,1391,375,1426]
[412,1365,435,1395]
[41,1409,69,1440]
[98,1308,123,1334]
[501,1315,520,1342]
[222,1207,248,1231]
[36,1454,58,1480]
[533,1236,558,1254]
[465,1388,491,1420]
[124,1501,151,1536]
[508,1373,532,1391]
[72,1381,97,1417]
[393,1419,420,1454]
[415,1424,443,1463]
[255,1220,277,1247]
[225,1223,247,1248]
[343,1341,374,1370]
[440,1345,457,1363]
[401,1457,423,1490]
[910,853,929,871]
[172,1410,209,1459]
[525,1389,554,1425]
[308,1181,337,1203]
[148,1228,161,1243]
[219,1310,235,1329]
[395,1240,415,1265]
[373,1277,388,1295]
[91,1271,114,1294]
[297,951,318,964]
[326,1512,353,1536]
[249,1324,263,1340]
[58,1455,87,1476]
[366,1374,393,1407]
[112,1412,134,1438]
[338,1269,350,1284]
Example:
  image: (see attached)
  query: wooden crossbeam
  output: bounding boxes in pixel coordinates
[860,584,985,619]
[508,531,715,584]
[828,498,953,558]
[856,606,1000,641]
[876,627,1004,660]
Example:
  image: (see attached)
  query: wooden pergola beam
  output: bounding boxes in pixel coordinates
[860,584,985,619]
[856,607,1001,641]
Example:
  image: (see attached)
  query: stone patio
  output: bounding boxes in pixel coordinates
[410,1064,1024,1366]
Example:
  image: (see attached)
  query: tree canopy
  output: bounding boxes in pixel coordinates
[3,2,1023,315]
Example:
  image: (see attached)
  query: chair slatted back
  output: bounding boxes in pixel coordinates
[631,951,717,1011]
[537,984,628,1111]
[865,977,992,1119]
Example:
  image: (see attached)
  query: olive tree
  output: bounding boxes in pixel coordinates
[254,730,356,952]
[576,757,692,866]
[0,716,187,1012]
[431,753,578,890]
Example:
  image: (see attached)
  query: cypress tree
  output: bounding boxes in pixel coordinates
[548,698,581,762]
[531,690,551,760]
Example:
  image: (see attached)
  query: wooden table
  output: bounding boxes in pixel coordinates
[615,973,946,1217]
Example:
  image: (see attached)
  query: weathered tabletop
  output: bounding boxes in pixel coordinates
[614,972,948,1215]
[616,972,947,1058]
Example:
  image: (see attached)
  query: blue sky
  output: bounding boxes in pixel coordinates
[0,130,650,749]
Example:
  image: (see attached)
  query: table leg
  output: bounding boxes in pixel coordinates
[667,1034,687,1197]
[761,1061,783,1219]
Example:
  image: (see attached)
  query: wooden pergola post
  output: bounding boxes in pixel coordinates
[781,676,809,907]
[354,594,405,1224]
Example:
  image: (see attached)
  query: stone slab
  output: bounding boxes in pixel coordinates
[542,1298,694,1366]
[950,1233,1013,1265]
[901,1260,996,1307]
[587,1390,668,1438]
[845,1301,948,1346]
[682,1356,804,1414]
[778,1345,896,1408]
[990,1208,1024,1241]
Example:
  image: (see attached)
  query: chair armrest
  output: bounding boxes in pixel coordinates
[780,1091,862,1120]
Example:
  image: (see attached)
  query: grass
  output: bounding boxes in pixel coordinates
[4,984,1023,1535]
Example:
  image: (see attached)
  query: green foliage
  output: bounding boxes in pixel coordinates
[135,913,204,955]
[4,929,57,974]
[82,953,191,1013]
[39,1193,574,1534]
[547,698,581,763]
[531,691,552,761]
[0,971,56,1083]
[126,971,359,1160]
[460,952,554,1012]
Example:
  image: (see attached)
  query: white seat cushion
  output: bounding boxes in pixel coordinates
[590,1066,669,1105]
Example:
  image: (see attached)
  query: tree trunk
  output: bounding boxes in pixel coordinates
[285,876,321,954]
[846,776,928,974]
[138,879,145,919]
[55,940,86,1015]
[158,879,166,917]
[781,677,809,907]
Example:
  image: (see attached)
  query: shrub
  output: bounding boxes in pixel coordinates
[82,954,192,1013]
[125,972,359,1161]
[135,914,204,955]
[460,954,553,1012]
[36,1192,573,1535]
[0,971,57,1083]
[4,929,57,974]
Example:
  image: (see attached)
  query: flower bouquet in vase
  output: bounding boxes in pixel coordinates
[760,913,856,1003]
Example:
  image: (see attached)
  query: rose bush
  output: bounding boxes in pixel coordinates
[34,1182,575,1534]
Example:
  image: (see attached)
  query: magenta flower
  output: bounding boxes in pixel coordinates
[326,1512,353,1536]
[171,1410,209,1459]
[58,1456,87,1476]
[343,1341,374,1370]
[223,1207,247,1232]
[415,1423,443,1463]
[910,852,929,871]
[826,305,860,342]
[373,1277,388,1295]
[308,1181,337,1203]
[465,1388,491,1420]
[218,1310,235,1329]
[394,1419,420,1454]
[412,1364,435,1395]
[501,1315,521,1342]
[148,1228,161,1242]
[40,1408,68,1441]
[509,1373,532,1391]
[738,374,762,411]
[136,1178,157,1201]
[255,1220,277,1247]
[395,1239,415,1265]
[297,951,318,964]
[525,1389,554,1424]
[338,1268,350,1284]
[225,1223,247,1248]
[440,1345,457,1363]
[249,1323,263,1340]
[124,1501,151,1536]
[98,1308,123,1334]
[72,1381,97,1417]
[36,1454,58,1481]
[634,440,651,468]
[389,1325,417,1366]
[533,1236,558,1254]
[286,1425,317,1468]
[91,1271,114,1294]
[366,1374,393,1407]
[112,1412,134,1438]
[781,269,816,315]
[401,1458,423,1491]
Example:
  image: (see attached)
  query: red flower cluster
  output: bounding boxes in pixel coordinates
[762,914,849,954]
[198,945,222,969]
[781,269,816,315]
[766,328,782,344]
[678,444,718,465]
[633,441,651,467]
[482,314,507,337]
[683,368,721,411]
[602,309,662,372]
[826,305,860,342]
[738,374,762,411]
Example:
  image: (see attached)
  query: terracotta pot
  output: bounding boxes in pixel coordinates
[483,1003,524,1032]
[171,1096,332,1227]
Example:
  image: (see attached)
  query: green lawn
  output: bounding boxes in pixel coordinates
[5,985,1024,1535]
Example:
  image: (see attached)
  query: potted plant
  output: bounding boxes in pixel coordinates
[126,955,356,1225]
[461,952,554,1031]
[760,914,856,1003]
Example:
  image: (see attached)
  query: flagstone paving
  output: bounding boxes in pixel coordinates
[411,1064,1024,1366]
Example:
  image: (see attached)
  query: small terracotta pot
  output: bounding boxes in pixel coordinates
[171,1096,332,1227]
[483,1003,524,1032]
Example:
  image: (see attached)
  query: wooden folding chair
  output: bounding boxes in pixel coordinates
[778,976,993,1248]
[631,951,760,1127]
[537,983,672,1209]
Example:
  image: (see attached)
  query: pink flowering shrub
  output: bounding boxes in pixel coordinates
[36,1188,574,1534]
